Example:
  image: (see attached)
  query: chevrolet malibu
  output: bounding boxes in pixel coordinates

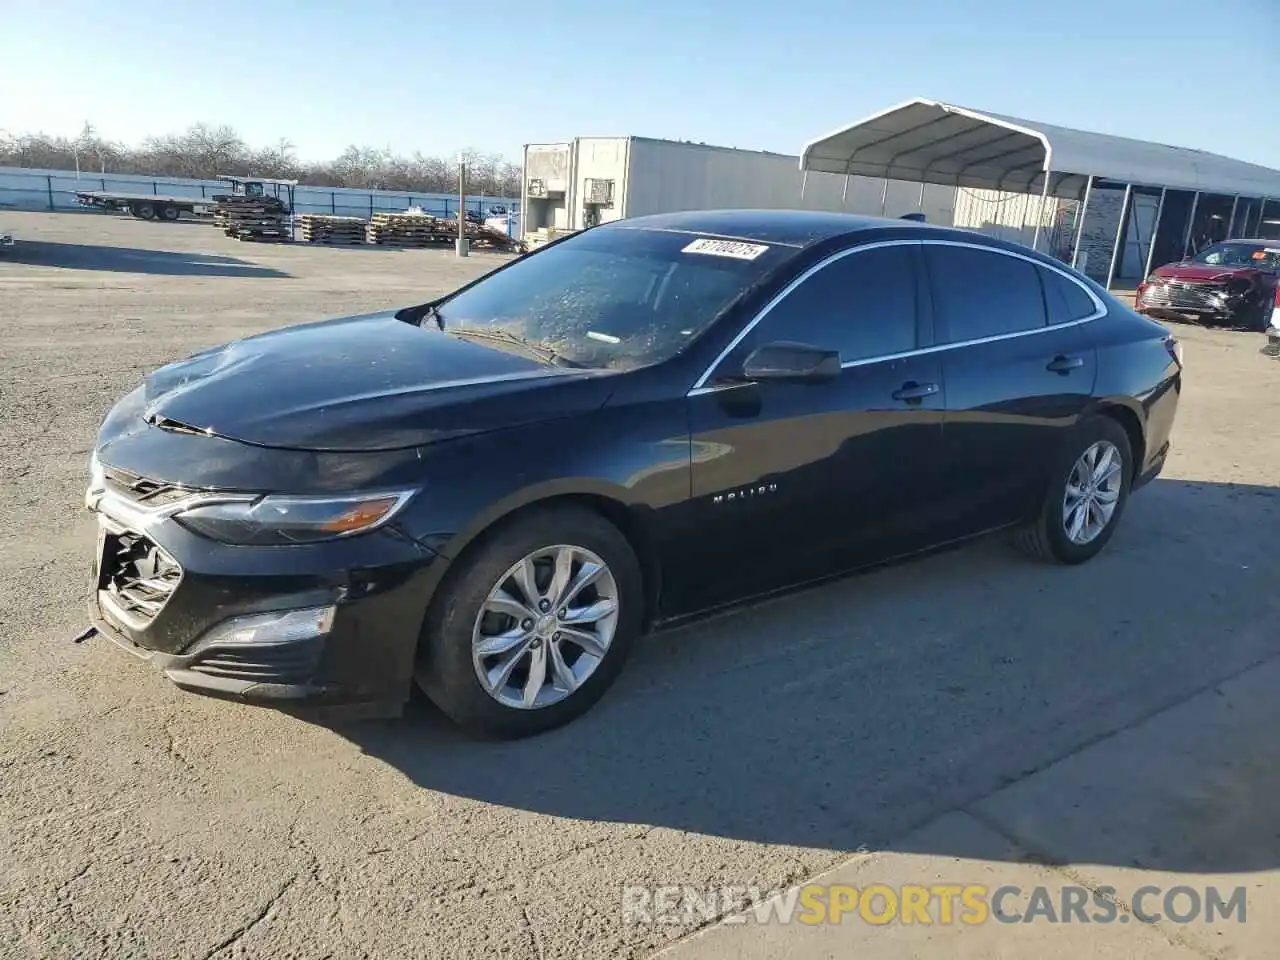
[84,211,1183,738]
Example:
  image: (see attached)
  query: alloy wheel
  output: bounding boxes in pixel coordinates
[1061,440,1123,545]
[471,544,619,709]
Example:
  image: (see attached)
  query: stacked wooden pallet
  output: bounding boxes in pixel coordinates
[363,212,524,251]
[365,212,457,247]
[212,195,291,242]
[297,214,367,245]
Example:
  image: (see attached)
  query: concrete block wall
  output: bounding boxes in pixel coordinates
[1070,188,1125,282]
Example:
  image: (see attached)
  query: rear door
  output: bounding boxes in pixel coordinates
[665,241,949,613]
[922,241,1099,535]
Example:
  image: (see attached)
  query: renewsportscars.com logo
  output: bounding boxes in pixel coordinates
[622,883,1248,927]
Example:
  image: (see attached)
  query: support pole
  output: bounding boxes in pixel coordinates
[841,175,849,209]
[916,180,926,212]
[1181,191,1200,259]
[1030,170,1053,253]
[455,154,469,258]
[879,178,889,216]
[1227,194,1240,238]
[1144,187,1167,279]
[1259,198,1269,237]
[1105,183,1133,292]
[800,169,809,202]
[1070,175,1094,269]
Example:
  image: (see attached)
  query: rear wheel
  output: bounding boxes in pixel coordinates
[159,203,180,221]
[416,506,643,738]
[1014,415,1132,564]
[129,201,156,220]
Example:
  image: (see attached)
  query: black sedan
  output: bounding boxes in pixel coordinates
[84,210,1183,738]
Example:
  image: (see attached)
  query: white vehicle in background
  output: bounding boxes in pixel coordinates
[483,204,520,238]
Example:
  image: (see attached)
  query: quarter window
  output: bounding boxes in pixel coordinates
[925,245,1047,342]
[749,245,919,363]
[1039,266,1097,324]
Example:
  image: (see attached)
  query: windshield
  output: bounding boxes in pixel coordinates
[435,227,789,370]
[1192,241,1280,269]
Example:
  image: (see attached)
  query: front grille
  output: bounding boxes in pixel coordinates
[103,466,191,507]
[99,529,182,626]
[188,636,324,684]
[1141,280,1231,312]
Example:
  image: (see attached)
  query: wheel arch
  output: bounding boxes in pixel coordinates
[426,483,664,635]
[1089,399,1146,485]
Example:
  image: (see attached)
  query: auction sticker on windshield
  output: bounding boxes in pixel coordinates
[682,237,771,261]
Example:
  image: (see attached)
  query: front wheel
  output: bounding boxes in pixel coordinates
[1014,415,1133,564]
[416,506,643,738]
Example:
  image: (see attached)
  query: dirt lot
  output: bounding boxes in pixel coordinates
[0,211,1277,959]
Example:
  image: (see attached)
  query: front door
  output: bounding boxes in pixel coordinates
[663,241,949,615]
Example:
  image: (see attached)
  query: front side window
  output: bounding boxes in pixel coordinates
[1193,241,1280,270]
[747,245,919,363]
[436,227,791,370]
[925,245,1047,342]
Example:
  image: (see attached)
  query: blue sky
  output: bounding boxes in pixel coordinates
[2,0,1277,168]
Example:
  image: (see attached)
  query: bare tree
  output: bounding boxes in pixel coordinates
[0,122,523,197]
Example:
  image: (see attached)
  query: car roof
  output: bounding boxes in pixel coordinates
[606,209,934,248]
[605,208,1029,252]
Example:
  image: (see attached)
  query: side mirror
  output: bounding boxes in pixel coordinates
[740,341,841,384]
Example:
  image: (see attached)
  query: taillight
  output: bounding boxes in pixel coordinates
[1164,334,1183,367]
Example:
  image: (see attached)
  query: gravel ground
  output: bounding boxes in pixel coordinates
[1,211,1277,960]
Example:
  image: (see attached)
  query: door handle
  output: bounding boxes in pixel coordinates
[1046,354,1085,374]
[891,380,940,403]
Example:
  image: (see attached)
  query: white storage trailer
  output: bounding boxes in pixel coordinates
[520,136,958,243]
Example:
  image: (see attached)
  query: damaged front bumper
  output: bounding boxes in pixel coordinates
[83,471,443,715]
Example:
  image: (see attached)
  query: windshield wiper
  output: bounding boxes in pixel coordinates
[447,326,579,367]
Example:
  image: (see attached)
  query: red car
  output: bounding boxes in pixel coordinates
[1136,239,1280,332]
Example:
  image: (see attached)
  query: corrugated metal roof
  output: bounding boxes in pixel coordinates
[800,99,1280,200]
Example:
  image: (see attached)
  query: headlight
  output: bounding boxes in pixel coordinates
[174,490,417,545]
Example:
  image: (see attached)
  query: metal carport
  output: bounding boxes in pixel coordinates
[799,98,1280,289]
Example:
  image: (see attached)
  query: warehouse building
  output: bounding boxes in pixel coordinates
[520,137,958,245]
[799,98,1280,289]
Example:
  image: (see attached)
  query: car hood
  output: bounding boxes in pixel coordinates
[136,310,618,451]
[1150,262,1263,283]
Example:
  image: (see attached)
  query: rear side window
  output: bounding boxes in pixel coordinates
[1040,267,1097,324]
[753,245,918,362]
[925,245,1047,342]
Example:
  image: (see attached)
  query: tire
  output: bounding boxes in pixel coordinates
[130,202,156,220]
[416,505,643,738]
[1014,415,1133,565]
[159,204,180,221]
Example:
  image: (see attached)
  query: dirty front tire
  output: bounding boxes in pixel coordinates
[416,506,643,739]
[159,203,180,221]
[1014,415,1133,565]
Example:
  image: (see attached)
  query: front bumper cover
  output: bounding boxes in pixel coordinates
[84,478,445,713]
